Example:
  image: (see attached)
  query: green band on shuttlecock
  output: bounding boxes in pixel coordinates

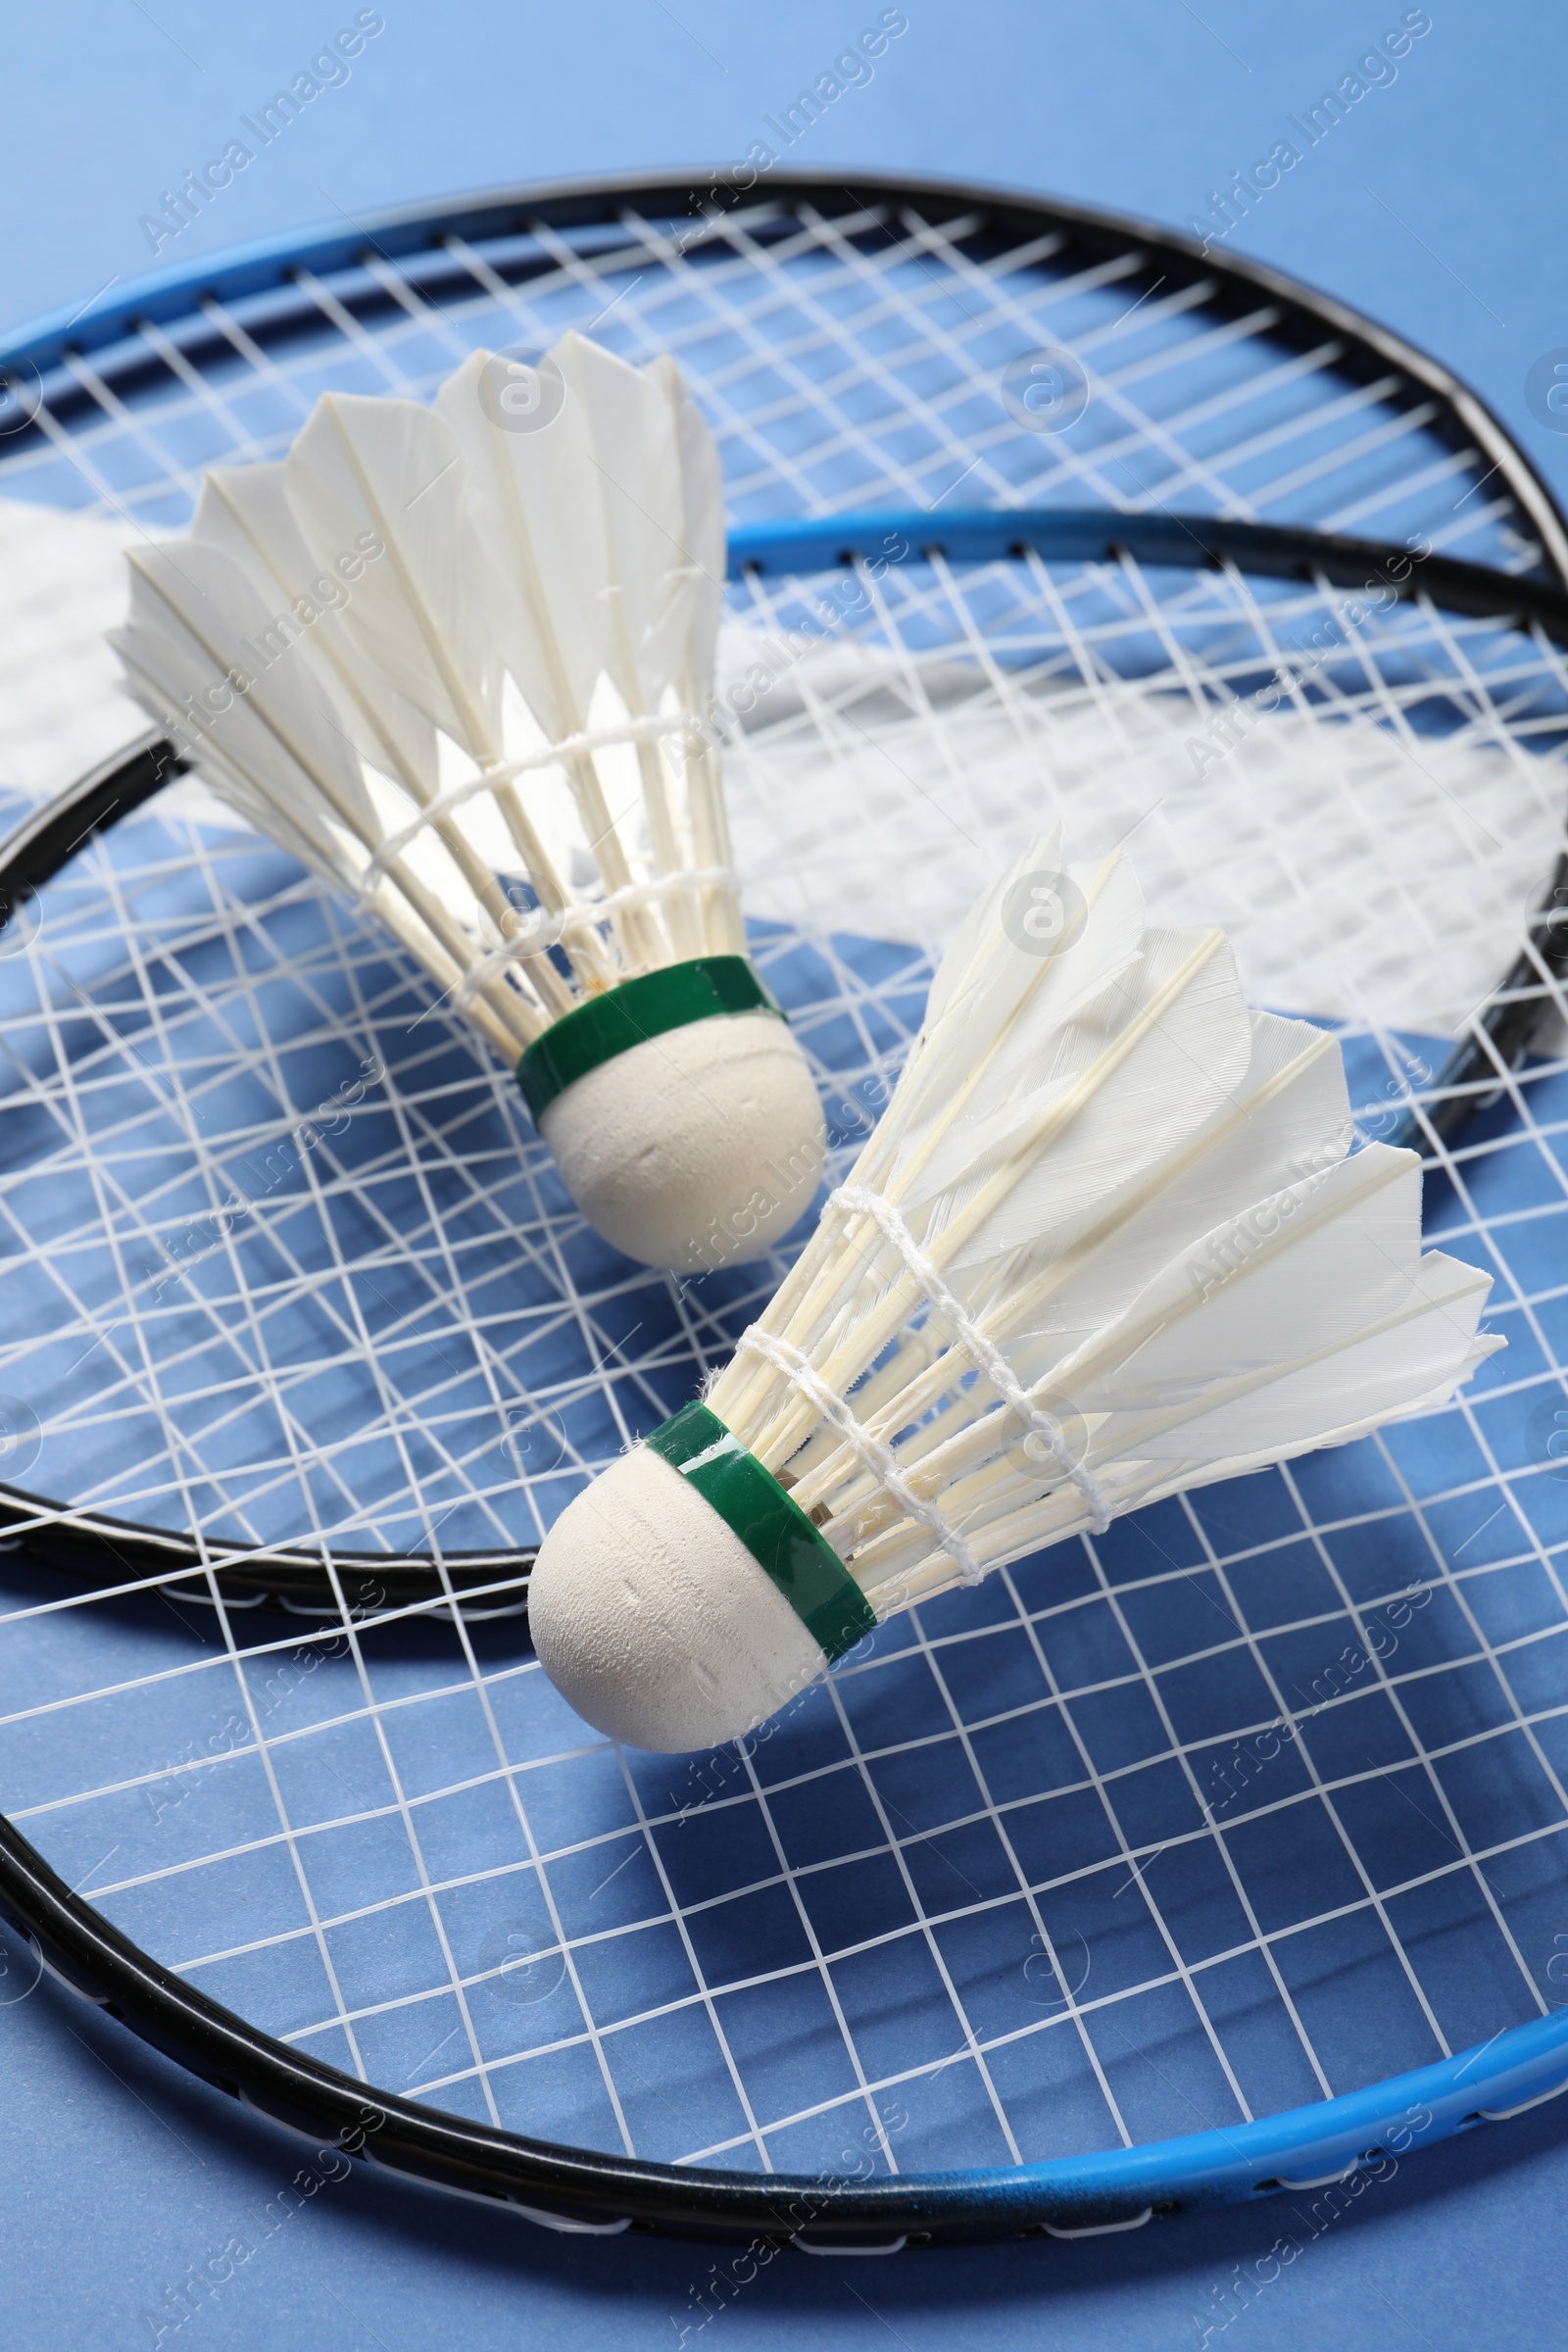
[515,956,784,1125]
[644,1399,876,1665]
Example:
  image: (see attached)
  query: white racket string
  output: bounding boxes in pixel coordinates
[1,186,1567,2187]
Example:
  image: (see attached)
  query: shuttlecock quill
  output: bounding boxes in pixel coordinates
[529,831,1500,1750]
[110,332,824,1270]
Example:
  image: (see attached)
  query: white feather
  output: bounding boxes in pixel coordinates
[647,351,726,702]
[107,333,828,1267]
[116,542,377,846]
[192,463,441,795]
[893,844,1150,1184]
[281,392,503,767]
[433,333,709,732]
[110,543,530,1054]
[942,929,1254,1267]
[1062,1147,1449,1425]
[704,838,1500,1625]
[109,335,771,1018]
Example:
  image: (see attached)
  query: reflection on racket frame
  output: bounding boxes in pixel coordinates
[2,175,1568,2247]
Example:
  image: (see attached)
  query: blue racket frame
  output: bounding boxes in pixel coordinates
[3,1802,1566,2245]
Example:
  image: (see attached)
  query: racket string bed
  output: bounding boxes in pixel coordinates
[1,174,1568,2238]
[12,1448,1560,2164]
[0,190,1546,572]
[3,621,1568,2175]
[900,1555,1250,2140]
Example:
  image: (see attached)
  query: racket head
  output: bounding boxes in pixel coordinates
[0,169,1562,573]
[3,174,1568,2244]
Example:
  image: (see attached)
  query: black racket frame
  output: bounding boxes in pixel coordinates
[1,172,1567,2240]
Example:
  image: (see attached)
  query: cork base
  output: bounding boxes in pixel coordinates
[527,1445,830,1751]
[539,1012,825,1273]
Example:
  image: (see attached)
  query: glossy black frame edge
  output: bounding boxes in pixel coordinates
[0,1808,1128,2247]
[0,727,183,914]
[0,1486,531,1614]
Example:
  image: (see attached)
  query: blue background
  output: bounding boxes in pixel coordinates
[6,3,1568,2345]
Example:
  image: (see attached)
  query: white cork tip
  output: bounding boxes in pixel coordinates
[527,1445,828,1751]
[539,1011,826,1272]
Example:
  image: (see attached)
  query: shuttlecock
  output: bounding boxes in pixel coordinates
[109,332,824,1271]
[529,832,1501,1751]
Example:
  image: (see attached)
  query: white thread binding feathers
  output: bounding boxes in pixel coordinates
[527,829,1502,1752]
[108,331,824,1271]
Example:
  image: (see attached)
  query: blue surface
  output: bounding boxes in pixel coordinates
[7,2,1568,2345]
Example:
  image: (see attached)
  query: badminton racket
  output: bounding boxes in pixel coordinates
[1,172,1567,2247]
